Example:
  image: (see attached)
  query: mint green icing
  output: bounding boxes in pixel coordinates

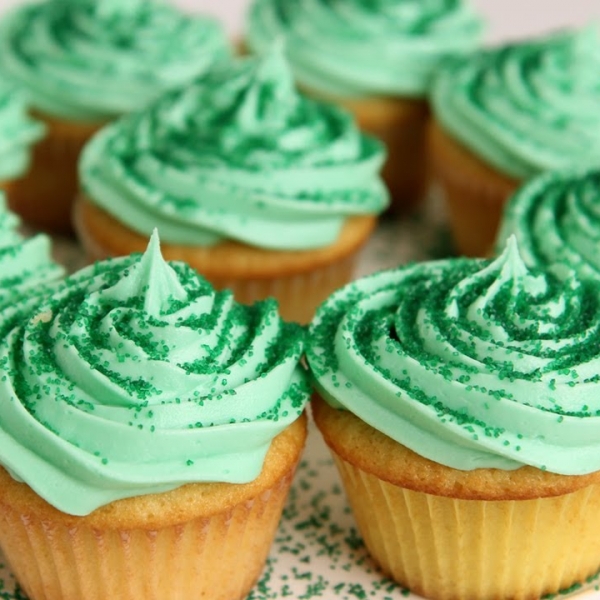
[432,27,600,179]
[80,50,388,251]
[246,0,483,98]
[0,231,309,516]
[308,237,600,475]
[0,0,230,121]
[497,169,600,281]
[0,193,64,312]
[0,79,43,180]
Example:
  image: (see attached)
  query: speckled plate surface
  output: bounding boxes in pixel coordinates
[4,196,600,600]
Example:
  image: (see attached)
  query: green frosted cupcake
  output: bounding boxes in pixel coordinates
[429,27,600,257]
[246,0,483,211]
[308,238,600,599]
[0,231,309,600]
[0,0,231,233]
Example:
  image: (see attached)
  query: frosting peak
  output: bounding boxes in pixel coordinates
[308,243,600,475]
[0,237,309,515]
[103,229,187,316]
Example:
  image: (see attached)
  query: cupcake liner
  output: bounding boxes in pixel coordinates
[331,451,600,600]
[212,251,358,323]
[0,471,293,600]
[0,413,308,600]
[9,112,103,235]
[427,119,519,258]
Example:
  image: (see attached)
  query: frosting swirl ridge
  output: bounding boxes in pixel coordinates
[308,238,600,474]
[0,194,64,312]
[81,50,388,250]
[0,232,309,515]
[432,28,600,179]
[496,169,600,281]
[0,0,230,121]
[246,0,483,97]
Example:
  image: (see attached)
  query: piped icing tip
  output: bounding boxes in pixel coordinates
[432,27,600,179]
[0,237,309,515]
[103,229,187,317]
[308,239,600,476]
[496,168,600,282]
[80,48,388,251]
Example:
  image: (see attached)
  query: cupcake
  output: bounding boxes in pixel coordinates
[0,79,44,203]
[496,168,600,281]
[75,49,388,324]
[429,27,600,257]
[0,230,309,600]
[0,191,64,312]
[245,0,483,212]
[0,0,230,234]
[307,237,600,600]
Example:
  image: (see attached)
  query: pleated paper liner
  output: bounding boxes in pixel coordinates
[0,415,307,600]
[312,395,600,600]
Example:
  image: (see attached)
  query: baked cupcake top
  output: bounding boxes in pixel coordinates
[0,0,230,122]
[0,232,309,516]
[496,169,600,281]
[0,194,64,312]
[432,27,600,179]
[308,237,600,475]
[0,79,44,180]
[245,0,483,98]
[80,49,388,251]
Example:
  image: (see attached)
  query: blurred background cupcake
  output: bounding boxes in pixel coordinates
[0,78,43,201]
[429,26,600,257]
[0,0,231,234]
[308,238,600,600]
[75,49,388,323]
[0,232,309,600]
[245,0,483,214]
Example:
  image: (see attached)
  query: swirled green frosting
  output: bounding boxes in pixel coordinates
[80,49,388,250]
[0,231,309,516]
[0,194,64,312]
[0,0,230,121]
[308,237,600,475]
[432,27,600,179]
[0,79,44,180]
[497,169,600,281]
[246,0,483,98]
